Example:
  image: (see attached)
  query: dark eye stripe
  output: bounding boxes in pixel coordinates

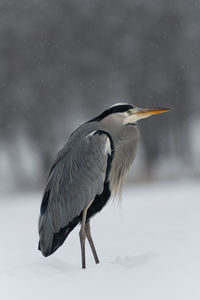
[107,104,134,114]
[89,104,134,122]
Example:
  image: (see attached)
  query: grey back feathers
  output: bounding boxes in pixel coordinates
[38,122,113,256]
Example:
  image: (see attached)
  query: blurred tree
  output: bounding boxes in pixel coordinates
[0,0,199,189]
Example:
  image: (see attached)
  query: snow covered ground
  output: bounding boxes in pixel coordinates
[0,180,200,300]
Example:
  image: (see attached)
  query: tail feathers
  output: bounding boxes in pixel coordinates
[38,227,70,257]
[38,214,54,257]
[38,215,81,257]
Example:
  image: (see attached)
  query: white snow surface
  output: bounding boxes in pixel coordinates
[0,180,200,300]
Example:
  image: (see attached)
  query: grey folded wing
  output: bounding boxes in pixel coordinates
[38,129,112,255]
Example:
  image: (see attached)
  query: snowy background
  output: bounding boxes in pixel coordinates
[1,181,200,299]
[0,1,200,299]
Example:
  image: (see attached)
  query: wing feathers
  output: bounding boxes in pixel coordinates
[38,127,113,256]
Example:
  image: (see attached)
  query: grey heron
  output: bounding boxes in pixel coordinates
[38,103,170,269]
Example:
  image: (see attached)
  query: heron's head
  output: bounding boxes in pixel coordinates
[97,103,170,128]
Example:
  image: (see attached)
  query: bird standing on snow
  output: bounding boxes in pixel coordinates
[38,103,170,268]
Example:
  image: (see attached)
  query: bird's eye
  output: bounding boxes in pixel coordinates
[127,109,132,115]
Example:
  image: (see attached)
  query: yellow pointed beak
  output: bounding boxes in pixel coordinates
[133,107,171,119]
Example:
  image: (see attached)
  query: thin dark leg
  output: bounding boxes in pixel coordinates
[79,207,88,269]
[85,221,100,264]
